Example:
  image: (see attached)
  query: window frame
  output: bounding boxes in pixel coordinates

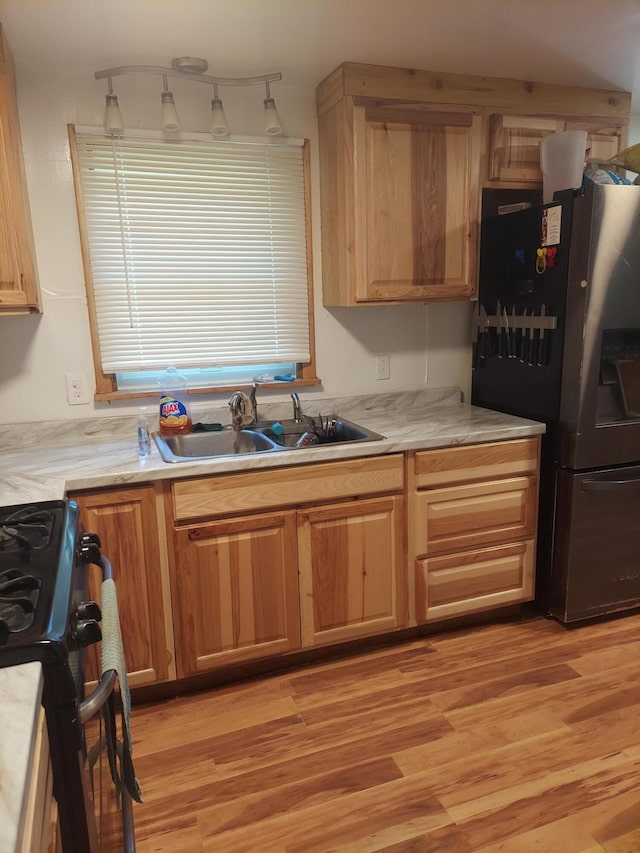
[68,125,319,401]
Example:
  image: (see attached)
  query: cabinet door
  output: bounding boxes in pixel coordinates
[413,475,538,558]
[489,114,627,185]
[488,114,563,183]
[353,106,480,302]
[0,27,40,313]
[172,511,300,676]
[297,496,407,646]
[72,485,175,687]
[415,540,535,623]
[565,118,625,165]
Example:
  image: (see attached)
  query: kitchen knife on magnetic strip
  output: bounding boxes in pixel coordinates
[537,303,547,366]
[479,304,489,363]
[519,309,527,362]
[472,301,480,369]
[496,299,505,358]
[503,307,512,358]
[527,308,536,365]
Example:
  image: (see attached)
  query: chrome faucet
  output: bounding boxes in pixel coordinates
[228,383,258,430]
[291,392,303,423]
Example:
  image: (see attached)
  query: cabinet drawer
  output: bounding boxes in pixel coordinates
[415,539,535,623]
[413,474,537,558]
[172,454,404,521]
[414,438,539,490]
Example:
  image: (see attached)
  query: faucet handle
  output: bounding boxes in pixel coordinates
[249,382,258,423]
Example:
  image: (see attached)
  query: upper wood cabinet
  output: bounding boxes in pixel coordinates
[488,114,627,184]
[71,485,176,687]
[0,25,40,314]
[317,62,630,306]
[318,98,480,304]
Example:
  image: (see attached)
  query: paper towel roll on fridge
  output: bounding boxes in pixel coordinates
[540,130,588,204]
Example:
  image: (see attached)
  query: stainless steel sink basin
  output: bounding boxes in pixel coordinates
[255,417,385,448]
[154,428,279,463]
[154,416,385,462]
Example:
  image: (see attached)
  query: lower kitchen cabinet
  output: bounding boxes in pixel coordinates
[67,441,542,687]
[172,511,300,676]
[71,485,176,687]
[409,437,540,624]
[168,455,406,676]
[298,496,407,646]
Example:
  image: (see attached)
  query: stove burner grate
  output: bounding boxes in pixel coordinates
[0,567,41,642]
[0,505,55,553]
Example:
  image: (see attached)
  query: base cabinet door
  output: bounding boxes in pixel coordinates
[173,511,300,677]
[297,496,407,647]
[415,540,535,624]
[72,485,175,687]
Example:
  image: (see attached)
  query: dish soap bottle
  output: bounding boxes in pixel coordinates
[158,366,193,435]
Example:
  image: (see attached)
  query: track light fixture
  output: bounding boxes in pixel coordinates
[103,78,125,136]
[160,75,181,132]
[95,58,284,138]
[210,84,229,137]
[263,81,283,136]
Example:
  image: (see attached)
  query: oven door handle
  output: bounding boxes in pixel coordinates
[79,669,117,724]
[581,477,640,492]
[78,554,116,725]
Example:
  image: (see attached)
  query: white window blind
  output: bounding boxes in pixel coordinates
[74,133,310,372]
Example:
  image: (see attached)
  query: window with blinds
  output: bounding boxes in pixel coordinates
[72,130,312,391]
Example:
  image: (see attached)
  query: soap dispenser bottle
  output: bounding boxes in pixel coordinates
[158,366,193,435]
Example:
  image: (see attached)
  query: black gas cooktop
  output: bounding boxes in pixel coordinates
[0,499,80,663]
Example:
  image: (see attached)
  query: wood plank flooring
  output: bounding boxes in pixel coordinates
[130,611,640,852]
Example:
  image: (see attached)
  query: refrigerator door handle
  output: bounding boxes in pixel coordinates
[581,478,640,492]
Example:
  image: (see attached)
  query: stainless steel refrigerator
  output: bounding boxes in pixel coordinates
[472,184,640,624]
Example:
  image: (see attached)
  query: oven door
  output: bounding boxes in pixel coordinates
[550,464,640,622]
[76,553,136,853]
[81,645,134,852]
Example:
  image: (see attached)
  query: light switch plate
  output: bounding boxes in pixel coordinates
[375,354,390,381]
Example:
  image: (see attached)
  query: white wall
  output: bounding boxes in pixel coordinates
[0,67,472,424]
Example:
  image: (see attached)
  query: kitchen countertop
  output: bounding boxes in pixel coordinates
[0,388,545,507]
[0,662,43,853]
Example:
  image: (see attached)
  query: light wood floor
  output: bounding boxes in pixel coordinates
[131,610,640,852]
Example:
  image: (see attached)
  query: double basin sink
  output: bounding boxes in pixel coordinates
[154,417,385,463]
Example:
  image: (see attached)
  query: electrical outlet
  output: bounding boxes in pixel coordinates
[65,372,90,405]
[375,354,390,381]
